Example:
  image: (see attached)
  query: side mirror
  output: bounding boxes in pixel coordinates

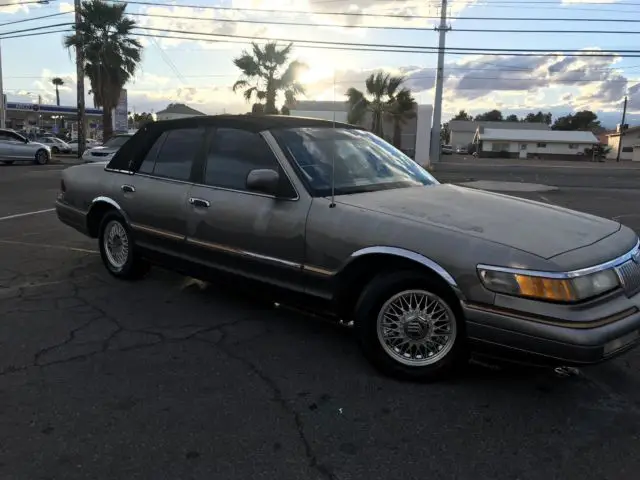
[246,168,280,196]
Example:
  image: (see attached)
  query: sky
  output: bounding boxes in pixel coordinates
[0,0,639,127]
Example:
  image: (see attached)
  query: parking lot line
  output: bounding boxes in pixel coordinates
[0,208,55,222]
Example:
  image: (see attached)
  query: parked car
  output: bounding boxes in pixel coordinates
[456,146,468,154]
[55,115,640,381]
[36,136,72,154]
[0,128,51,165]
[68,138,100,154]
[441,144,453,155]
[81,133,134,163]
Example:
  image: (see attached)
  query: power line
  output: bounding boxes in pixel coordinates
[0,22,72,37]
[111,0,640,23]
[0,28,67,40]
[0,0,53,6]
[0,11,69,27]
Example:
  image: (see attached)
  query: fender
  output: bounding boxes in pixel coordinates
[89,196,131,226]
[341,246,465,300]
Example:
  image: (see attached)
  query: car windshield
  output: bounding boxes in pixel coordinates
[103,135,131,148]
[272,127,438,196]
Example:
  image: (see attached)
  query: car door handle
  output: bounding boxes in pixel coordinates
[189,197,210,208]
[121,184,135,193]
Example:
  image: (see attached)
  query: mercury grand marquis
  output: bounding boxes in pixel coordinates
[55,115,640,381]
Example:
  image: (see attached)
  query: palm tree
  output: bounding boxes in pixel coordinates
[232,41,307,114]
[386,89,417,149]
[52,77,64,106]
[63,0,142,141]
[346,71,414,139]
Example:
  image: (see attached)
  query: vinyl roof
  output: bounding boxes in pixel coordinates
[477,128,599,143]
[149,114,359,133]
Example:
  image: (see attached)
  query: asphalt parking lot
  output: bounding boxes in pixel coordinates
[2,160,640,480]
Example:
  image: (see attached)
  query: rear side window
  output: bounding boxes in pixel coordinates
[137,127,204,181]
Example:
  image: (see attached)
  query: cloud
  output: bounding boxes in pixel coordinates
[0,0,31,14]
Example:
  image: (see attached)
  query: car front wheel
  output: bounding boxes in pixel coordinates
[354,271,467,382]
[52,146,60,154]
[34,149,49,165]
[98,212,149,280]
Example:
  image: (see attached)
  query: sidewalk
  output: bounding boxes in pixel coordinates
[435,156,640,169]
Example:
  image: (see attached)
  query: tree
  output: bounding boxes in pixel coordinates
[52,77,64,106]
[64,0,142,141]
[346,71,415,139]
[386,88,417,148]
[452,110,472,121]
[130,112,153,128]
[524,111,552,125]
[551,110,600,131]
[232,41,307,114]
[441,122,451,144]
[505,114,519,122]
[474,110,503,121]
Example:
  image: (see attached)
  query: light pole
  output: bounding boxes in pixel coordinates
[0,40,5,129]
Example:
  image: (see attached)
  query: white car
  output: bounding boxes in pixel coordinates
[0,128,52,165]
[81,134,134,163]
[68,138,99,154]
[37,136,72,154]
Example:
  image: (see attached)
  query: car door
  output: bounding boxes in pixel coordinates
[0,131,17,160]
[113,126,206,256]
[185,126,310,293]
[11,132,37,159]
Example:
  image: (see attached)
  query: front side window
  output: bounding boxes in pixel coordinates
[137,127,204,181]
[272,127,438,196]
[205,128,280,191]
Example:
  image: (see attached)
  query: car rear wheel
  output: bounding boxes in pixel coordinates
[354,271,467,382]
[98,212,149,280]
[34,149,49,165]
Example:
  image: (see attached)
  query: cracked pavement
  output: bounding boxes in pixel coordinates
[1,163,640,480]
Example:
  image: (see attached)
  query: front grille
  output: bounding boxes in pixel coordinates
[616,259,640,297]
[91,151,110,157]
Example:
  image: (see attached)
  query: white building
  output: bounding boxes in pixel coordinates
[606,125,640,161]
[156,103,206,121]
[449,120,550,150]
[289,100,433,166]
[633,145,640,162]
[473,128,599,159]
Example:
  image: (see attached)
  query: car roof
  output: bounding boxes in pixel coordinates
[144,114,360,134]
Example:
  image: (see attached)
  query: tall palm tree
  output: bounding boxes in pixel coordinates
[52,77,64,106]
[232,41,307,114]
[386,89,417,149]
[346,71,412,138]
[63,0,142,141]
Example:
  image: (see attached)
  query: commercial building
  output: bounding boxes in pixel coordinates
[156,103,206,121]
[606,125,640,161]
[289,100,433,166]
[449,120,550,150]
[473,127,599,160]
[4,101,103,135]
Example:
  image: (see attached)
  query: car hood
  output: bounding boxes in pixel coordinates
[88,146,118,154]
[30,141,49,149]
[334,184,621,259]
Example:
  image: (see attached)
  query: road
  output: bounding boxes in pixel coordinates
[1,161,640,480]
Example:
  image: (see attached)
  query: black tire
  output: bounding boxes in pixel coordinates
[354,270,468,382]
[98,211,149,280]
[2,161,14,165]
[34,149,49,165]
[52,146,60,155]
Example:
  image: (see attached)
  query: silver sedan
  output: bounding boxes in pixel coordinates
[0,128,51,165]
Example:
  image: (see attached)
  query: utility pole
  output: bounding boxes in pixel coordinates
[429,0,449,166]
[616,95,628,163]
[74,0,86,157]
[0,40,5,129]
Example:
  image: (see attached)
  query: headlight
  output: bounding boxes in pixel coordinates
[477,267,620,302]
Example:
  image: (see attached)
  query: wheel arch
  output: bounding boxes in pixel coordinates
[333,247,465,320]
[86,196,130,238]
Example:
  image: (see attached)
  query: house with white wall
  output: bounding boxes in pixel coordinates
[607,125,640,161]
[289,100,433,166]
[633,144,640,162]
[473,128,599,160]
[156,103,206,121]
[450,120,549,150]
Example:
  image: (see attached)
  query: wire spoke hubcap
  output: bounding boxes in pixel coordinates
[377,289,457,366]
[103,220,129,269]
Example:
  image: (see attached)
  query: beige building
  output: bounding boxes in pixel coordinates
[606,125,640,161]
[474,128,599,160]
[449,120,550,150]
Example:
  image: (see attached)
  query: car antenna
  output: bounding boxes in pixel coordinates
[329,69,336,208]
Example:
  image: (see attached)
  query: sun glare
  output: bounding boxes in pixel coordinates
[299,64,336,85]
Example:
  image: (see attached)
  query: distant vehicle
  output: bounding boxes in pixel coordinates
[37,136,72,155]
[81,133,134,163]
[441,144,453,155]
[56,115,640,381]
[68,138,100,154]
[0,128,51,165]
[456,146,468,154]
